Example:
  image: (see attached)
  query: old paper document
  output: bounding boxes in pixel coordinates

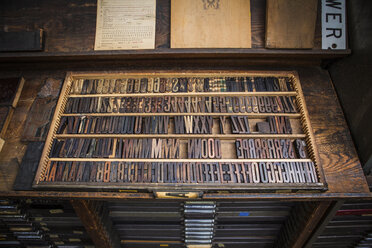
[95,0,156,50]
[171,0,251,48]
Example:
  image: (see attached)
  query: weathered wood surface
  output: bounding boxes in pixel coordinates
[13,142,44,190]
[265,0,318,49]
[171,0,251,48]
[298,67,369,193]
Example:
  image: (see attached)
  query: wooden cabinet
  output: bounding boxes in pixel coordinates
[0,1,370,248]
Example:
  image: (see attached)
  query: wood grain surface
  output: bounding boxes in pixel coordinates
[297,67,369,193]
[171,0,251,48]
[265,0,318,49]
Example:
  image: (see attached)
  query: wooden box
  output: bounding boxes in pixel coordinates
[33,71,327,192]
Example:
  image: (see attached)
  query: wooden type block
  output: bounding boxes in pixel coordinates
[230,116,240,134]
[159,78,166,93]
[295,139,307,159]
[65,98,73,113]
[67,162,78,181]
[72,116,80,134]
[87,79,95,94]
[183,115,192,134]
[257,121,270,134]
[55,162,65,182]
[81,80,88,94]
[103,162,111,182]
[219,116,227,135]
[79,117,88,134]
[76,162,86,182]
[287,96,297,113]
[96,163,104,182]
[264,97,272,113]
[89,97,96,113]
[235,139,244,159]
[260,139,269,159]
[269,97,279,113]
[62,162,71,182]
[126,79,134,93]
[193,116,201,134]
[133,79,140,93]
[115,138,123,158]
[267,117,277,134]
[74,138,84,158]
[82,162,91,182]
[205,97,212,113]
[287,139,296,159]
[153,78,160,93]
[50,140,61,157]
[117,162,125,182]
[119,79,128,94]
[232,97,240,113]
[265,77,275,92]
[157,97,164,113]
[57,116,68,134]
[84,116,91,134]
[267,139,276,159]
[188,139,201,159]
[251,96,259,113]
[89,163,97,182]
[184,97,191,113]
[64,138,74,158]
[280,96,291,113]
[257,96,266,113]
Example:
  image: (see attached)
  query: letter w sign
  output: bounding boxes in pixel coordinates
[322,0,346,49]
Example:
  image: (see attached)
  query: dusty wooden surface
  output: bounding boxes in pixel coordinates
[171,0,251,48]
[265,0,318,49]
[0,67,369,199]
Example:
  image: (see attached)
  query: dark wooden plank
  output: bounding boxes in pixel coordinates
[0,77,23,107]
[303,201,345,248]
[0,30,43,52]
[13,142,45,190]
[265,0,318,49]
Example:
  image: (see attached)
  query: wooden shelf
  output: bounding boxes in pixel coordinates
[0,48,351,62]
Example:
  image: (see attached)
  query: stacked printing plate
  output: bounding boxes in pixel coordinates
[214,201,293,248]
[107,200,294,248]
[312,200,372,248]
[0,199,93,248]
[108,201,183,248]
[184,201,216,246]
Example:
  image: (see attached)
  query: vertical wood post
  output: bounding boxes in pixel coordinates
[275,201,331,248]
[71,200,120,248]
